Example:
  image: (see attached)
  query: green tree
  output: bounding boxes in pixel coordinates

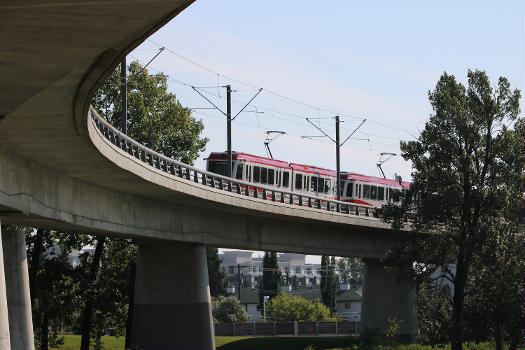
[381,70,522,350]
[320,255,336,311]
[265,293,334,322]
[259,251,281,307]
[212,296,249,323]
[336,257,363,285]
[206,246,227,297]
[25,229,83,350]
[91,61,208,164]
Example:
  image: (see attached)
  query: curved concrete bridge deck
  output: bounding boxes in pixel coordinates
[0,2,417,349]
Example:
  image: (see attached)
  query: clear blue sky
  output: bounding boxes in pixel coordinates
[130,1,524,261]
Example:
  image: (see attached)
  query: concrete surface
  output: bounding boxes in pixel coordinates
[361,258,417,342]
[2,228,34,350]
[0,224,11,350]
[132,241,214,350]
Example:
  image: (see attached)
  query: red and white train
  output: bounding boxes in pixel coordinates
[206,151,410,208]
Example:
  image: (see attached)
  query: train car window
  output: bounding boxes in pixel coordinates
[319,178,325,193]
[295,173,302,190]
[378,187,385,201]
[311,176,318,192]
[305,176,310,191]
[277,170,281,187]
[268,169,275,185]
[253,166,260,183]
[363,184,370,199]
[283,172,289,187]
[261,167,268,184]
[346,183,353,197]
[325,179,331,194]
[235,163,244,180]
[393,189,400,202]
[370,186,377,200]
[248,165,252,182]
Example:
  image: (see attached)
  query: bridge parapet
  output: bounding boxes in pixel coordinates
[90,107,376,218]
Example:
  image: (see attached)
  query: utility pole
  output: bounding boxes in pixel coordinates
[335,116,341,201]
[120,56,127,134]
[226,85,232,177]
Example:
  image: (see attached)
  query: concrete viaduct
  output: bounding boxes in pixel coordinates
[0,1,416,349]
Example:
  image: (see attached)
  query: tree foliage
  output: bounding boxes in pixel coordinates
[212,296,249,323]
[336,257,363,285]
[320,255,337,311]
[265,293,334,322]
[259,251,281,307]
[91,61,208,164]
[381,70,523,350]
[206,246,227,297]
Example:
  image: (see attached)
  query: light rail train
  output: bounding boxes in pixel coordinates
[206,152,410,208]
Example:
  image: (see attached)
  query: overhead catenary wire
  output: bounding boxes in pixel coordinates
[144,39,419,139]
[128,55,406,152]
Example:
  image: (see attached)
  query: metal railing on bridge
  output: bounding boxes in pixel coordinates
[90,107,377,218]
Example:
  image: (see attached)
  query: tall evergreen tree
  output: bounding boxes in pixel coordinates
[259,251,281,308]
[320,255,336,311]
[206,246,227,297]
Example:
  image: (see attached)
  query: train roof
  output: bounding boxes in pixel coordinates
[341,172,411,188]
[289,163,337,177]
[207,152,291,168]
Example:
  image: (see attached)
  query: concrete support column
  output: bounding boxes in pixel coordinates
[0,225,11,350]
[131,241,214,350]
[3,228,35,350]
[361,258,417,343]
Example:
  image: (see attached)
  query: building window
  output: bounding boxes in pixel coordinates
[306,267,312,274]
[345,303,352,310]
[228,266,235,274]
[295,267,302,274]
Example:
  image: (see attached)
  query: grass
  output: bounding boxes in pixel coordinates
[49,335,124,350]
[49,335,507,350]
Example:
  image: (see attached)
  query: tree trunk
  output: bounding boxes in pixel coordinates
[495,326,502,350]
[80,236,106,350]
[124,262,136,349]
[29,229,45,305]
[450,254,468,350]
[40,312,49,350]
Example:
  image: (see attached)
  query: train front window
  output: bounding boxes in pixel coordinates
[283,172,289,187]
[363,184,370,199]
[253,166,260,183]
[261,167,268,184]
[370,186,377,200]
[208,161,226,175]
[235,163,244,180]
[346,183,353,197]
[268,169,274,185]
[378,187,385,201]
[295,173,302,190]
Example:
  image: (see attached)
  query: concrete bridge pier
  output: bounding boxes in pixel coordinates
[361,258,417,343]
[131,241,215,350]
[2,227,35,350]
[0,224,11,350]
